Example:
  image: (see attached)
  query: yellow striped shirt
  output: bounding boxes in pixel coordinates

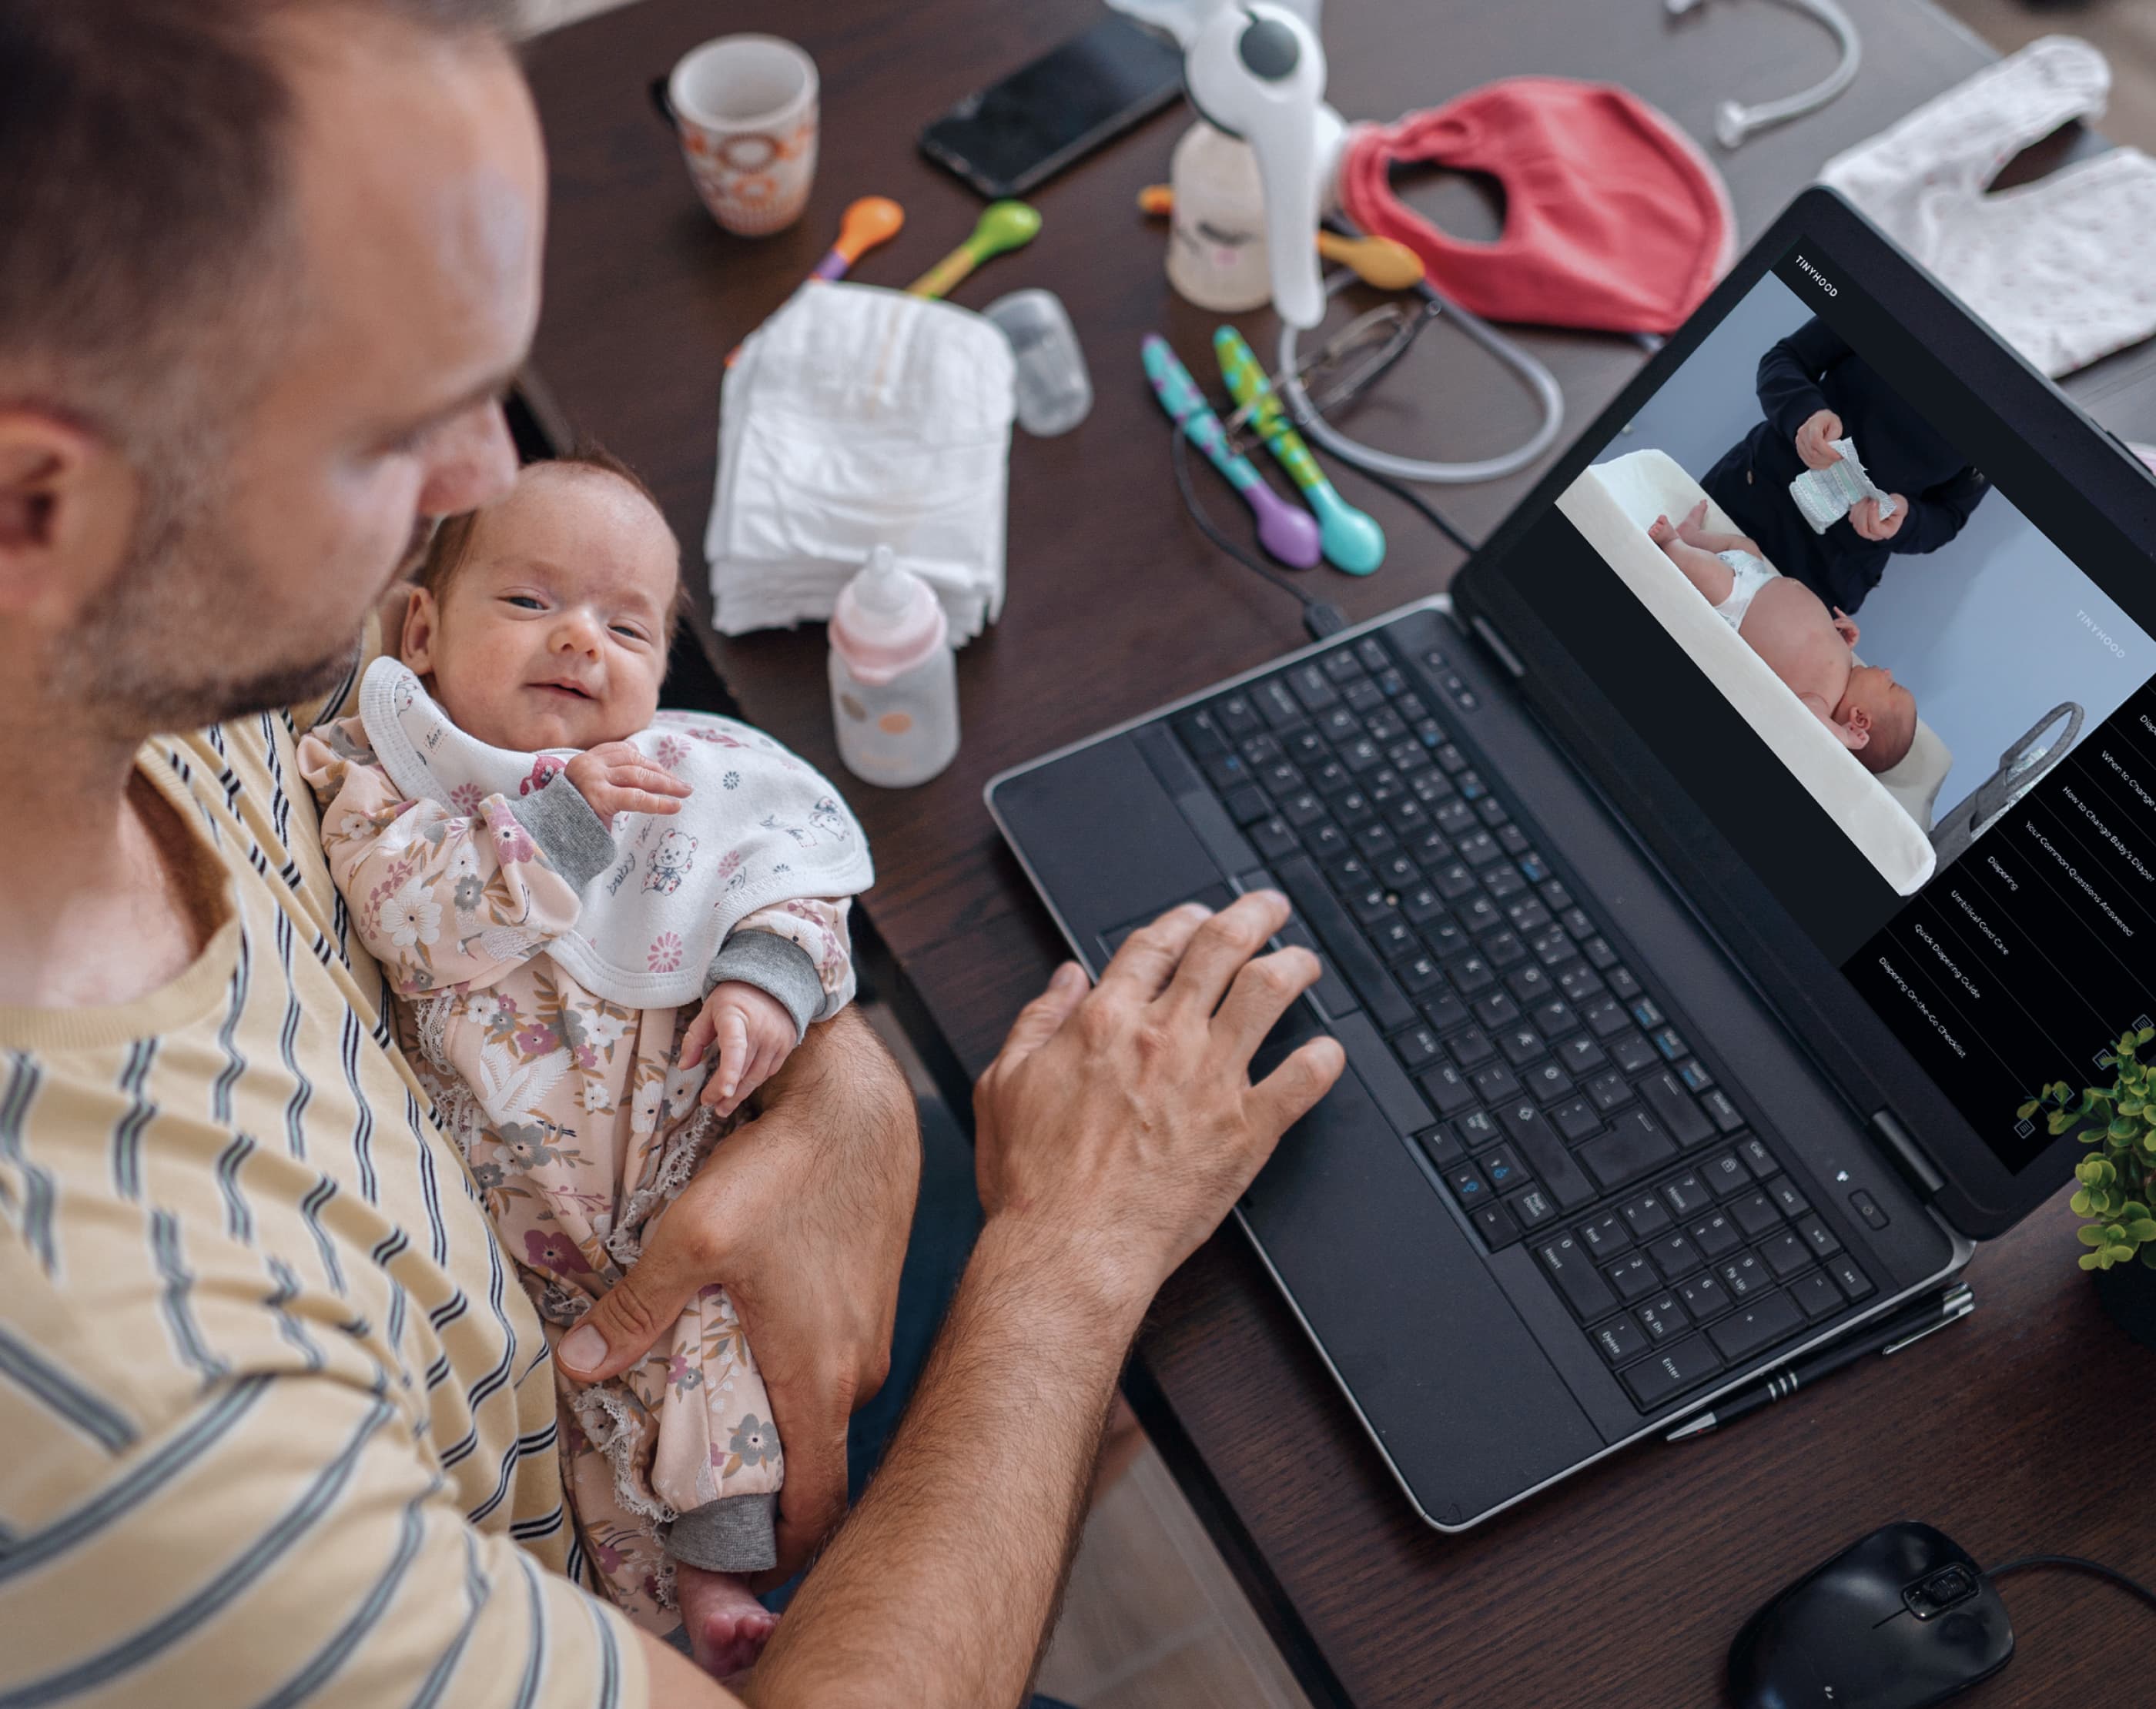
[0,647,648,1707]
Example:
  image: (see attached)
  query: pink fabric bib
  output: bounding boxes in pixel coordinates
[1340,79,1736,336]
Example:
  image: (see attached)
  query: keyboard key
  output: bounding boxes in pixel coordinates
[1418,1062,1477,1117]
[1676,1059,1714,1094]
[1718,1252,1769,1300]
[1636,1293,1689,1344]
[1702,1088,1746,1133]
[1508,1114,1599,1211]
[1505,1185,1557,1230]
[1474,992,1522,1031]
[1702,1151,1750,1199]
[1796,1214,1842,1260]
[1850,1189,1891,1231]
[1586,1071,1632,1114]
[1481,1144,1529,1193]
[1454,1109,1502,1152]
[1287,663,1338,711]
[1621,1334,1722,1409]
[1471,1062,1522,1105]
[1356,636,1391,673]
[1826,1255,1874,1301]
[1250,817,1297,860]
[1484,931,1528,968]
[1225,785,1270,826]
[1594,1315,1649,1366]
[1619,1192,1672,1240]
[1255,680,1304,727]
[1689,1212,1742,1261]
[1578,1110,1677,1192]
[1606,967,1643,1002]
[1414,1126,1463,1171]
[1448,956,1495,998]
[1605,1252,1659,1304]
[1445,1163,1491,1208]
[1583,936,1621,970]
[1536,1236,1620,1322]
[1578,1213,1630,1259]
[1507,965,1555,1005]
[1371,917,1418,961]
[1735,1135,1776,1179]
[1648,1232,1703,1281]
[1217,693,1263,734]
[1610,1034,1659,1075]
[1759,1232,1813,1280]
[1552,1097,1602,1143]
[1662,1172,1714,1219]
[1473,1199,1523,1251]
[1524,1061,1573,1105]
[1176,712,1229,758]
[1676,1271,1730,1322]
[1510,900,1554,936]
[1307,823,1351,861]
[1708,1289,1803,1363]
[1422,992,1469,1034]
[1651,1025,1689,1062]
[1556,963,1604,1004]
[1498,1025,1546,1068]
[1581,995,1629,1039]
[1556,1034,1607,1075]
[1344,680,1384,715]
[1767,1176,1813,1219]
[1424,918,1470,959]
[1321,647,1364,685]
[1396,954,1445,995]
[1639,1070,1714,1149]
[1790,1270,1842,1321]
[1392,1024,1442,1068]
[1730,1189,1783,1240]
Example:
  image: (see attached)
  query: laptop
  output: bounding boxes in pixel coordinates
[988,186,2156,1530]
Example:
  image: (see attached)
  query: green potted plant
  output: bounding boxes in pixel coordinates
[2023,1025,2156,1346]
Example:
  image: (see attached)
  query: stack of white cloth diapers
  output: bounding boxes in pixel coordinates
[706,280,1016,644]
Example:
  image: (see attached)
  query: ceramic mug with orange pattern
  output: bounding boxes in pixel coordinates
[658,35,819,237]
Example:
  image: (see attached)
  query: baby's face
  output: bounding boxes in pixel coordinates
[405,466,678,752]
[1843,664,1918,772]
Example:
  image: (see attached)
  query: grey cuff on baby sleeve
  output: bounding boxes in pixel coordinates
[509,781,617,890]
[705,930,823,1040]
[666,1493,778,1574]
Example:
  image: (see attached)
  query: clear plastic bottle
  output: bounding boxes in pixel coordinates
[1166,120,1271,314]
[829,545,959,788]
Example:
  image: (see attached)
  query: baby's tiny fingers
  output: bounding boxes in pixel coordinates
[609,762,692,798]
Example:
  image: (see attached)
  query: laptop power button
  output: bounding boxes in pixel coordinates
[1849,1189,1890,1231]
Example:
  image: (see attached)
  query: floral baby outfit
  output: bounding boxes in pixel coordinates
[300,704,862,1634]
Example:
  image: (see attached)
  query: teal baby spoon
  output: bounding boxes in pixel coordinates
[1214,325,1386,576]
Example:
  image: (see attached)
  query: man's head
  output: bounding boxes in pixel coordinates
[0,0,540,738]
[403,450,682,751]
[1840,664,1918,774]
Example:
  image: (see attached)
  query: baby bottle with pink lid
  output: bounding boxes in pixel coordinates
[829,545,959,788]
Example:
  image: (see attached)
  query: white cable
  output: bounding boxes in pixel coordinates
[1667,0,1863,149]
[1276,269,1568,484]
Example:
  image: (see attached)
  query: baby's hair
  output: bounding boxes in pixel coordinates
[416,441,691,641]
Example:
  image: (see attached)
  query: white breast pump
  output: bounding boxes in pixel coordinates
[1123,0,1341,328]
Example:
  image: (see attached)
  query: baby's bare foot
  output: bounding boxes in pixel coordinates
[1676,498,1711,543]
[1648,513,1677,547]
[676,1564,777,1680]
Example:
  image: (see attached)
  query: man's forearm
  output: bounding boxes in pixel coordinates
[742,1219,1147,1709]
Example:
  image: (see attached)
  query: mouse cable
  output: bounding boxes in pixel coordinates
[1984,1554,2156,1615]
[1325,454,1481,557]
[1170,426,1348,641]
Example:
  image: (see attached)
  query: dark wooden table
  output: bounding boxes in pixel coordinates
[526,2,2156,1701]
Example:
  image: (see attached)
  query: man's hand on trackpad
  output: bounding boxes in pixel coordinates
[971,891,1347,1309]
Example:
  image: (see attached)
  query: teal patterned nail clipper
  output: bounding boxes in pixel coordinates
[1214,326,1386,575]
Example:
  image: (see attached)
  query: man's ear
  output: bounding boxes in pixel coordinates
[401,586,441,674]
[0,410,137,617]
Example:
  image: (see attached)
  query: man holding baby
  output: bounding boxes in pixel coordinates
[0,2,1343,1705]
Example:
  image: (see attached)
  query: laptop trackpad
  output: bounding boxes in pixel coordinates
[1243,1039,1603,1527]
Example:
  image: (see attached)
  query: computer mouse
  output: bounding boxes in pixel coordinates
[1728,1522,2014,1709]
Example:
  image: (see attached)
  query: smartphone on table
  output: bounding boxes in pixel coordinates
[919,12,1185,200]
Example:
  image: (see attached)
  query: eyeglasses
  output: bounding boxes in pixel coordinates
[1221,296,1446,453]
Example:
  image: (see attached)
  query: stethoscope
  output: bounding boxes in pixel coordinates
[1669,0,1864,149]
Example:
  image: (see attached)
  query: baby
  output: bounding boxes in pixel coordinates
[1649,500,1917,773]
[300,450,867,1677]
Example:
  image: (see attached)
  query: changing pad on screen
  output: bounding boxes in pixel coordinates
[1555,449,1937,895]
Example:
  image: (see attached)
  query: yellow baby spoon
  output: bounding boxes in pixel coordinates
[1137,185,1424,292]
[907,199,1042,299]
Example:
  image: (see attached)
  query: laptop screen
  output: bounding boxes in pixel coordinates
[1498,238,2156,1176]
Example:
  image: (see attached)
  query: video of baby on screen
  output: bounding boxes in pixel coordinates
[1555,269,2155,898]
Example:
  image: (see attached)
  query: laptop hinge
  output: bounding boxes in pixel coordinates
[1870,1108,1946,1200]
[1469,614,1527,679]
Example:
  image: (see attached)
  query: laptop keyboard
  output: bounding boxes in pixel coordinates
[1163,627,1876,1416]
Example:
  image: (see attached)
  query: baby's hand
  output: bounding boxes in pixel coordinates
[1830,607,1861,650]
[682,982,797,1116]
[564,742,692,821]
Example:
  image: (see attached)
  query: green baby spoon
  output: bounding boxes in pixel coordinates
[1213,326,1385,575]
[906,200,1042,299]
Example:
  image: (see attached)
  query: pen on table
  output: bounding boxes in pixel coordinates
[1666,1283,1976,1443]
